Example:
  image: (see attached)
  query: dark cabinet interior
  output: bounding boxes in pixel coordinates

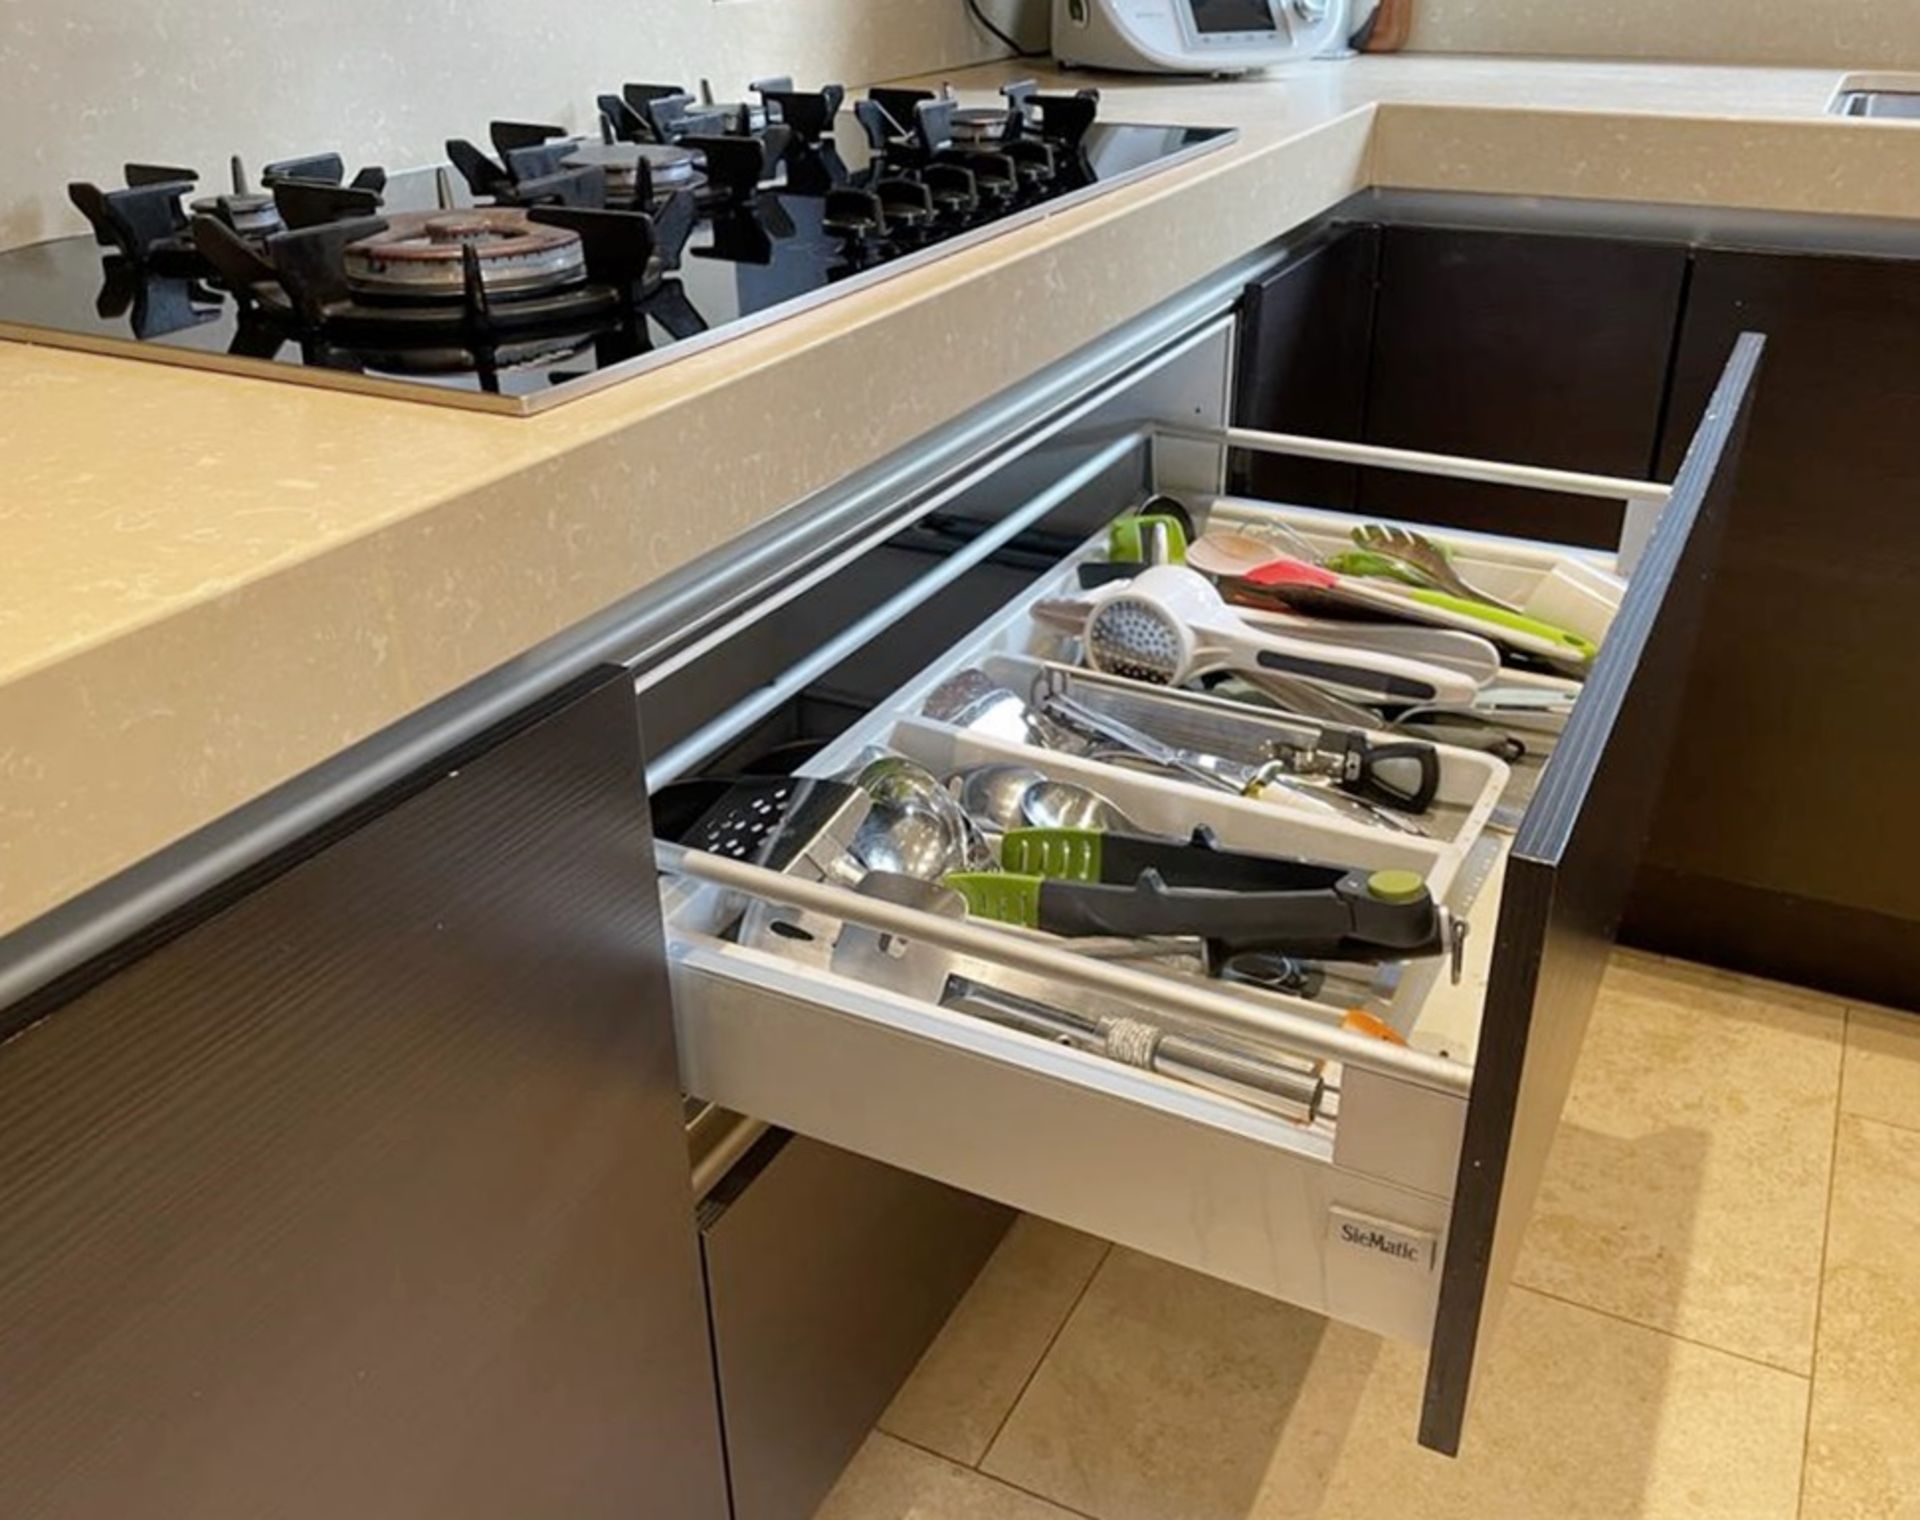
[0,673,731,1520]
[1234,224,1689,548]
[1231,225,1379,509]
[1233,217,1920,1010]
[1358,226,1688,547]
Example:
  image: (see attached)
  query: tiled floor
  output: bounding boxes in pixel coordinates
[813,951,1920,1520]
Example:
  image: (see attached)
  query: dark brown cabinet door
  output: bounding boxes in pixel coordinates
[1629,248,1920,1007]
[1230,225,1380,509]
[1357,226,1689,547]
[0,673,729,1520]
[702,1135,1011,1520]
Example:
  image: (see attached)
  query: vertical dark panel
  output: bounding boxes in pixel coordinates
[1421,337,1760,1455]
[1229,224,1381,509]
[1357,226,1688,547]
[1630,248,1920,1009]
[703,1135,1012,1520]
[0,674,730,1520]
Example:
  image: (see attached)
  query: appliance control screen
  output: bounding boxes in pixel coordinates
[1188,0,1278,33]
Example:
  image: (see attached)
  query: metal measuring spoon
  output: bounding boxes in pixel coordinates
[951,764,1049,834]
[851,802,963,881]
[1019,779,1143,833]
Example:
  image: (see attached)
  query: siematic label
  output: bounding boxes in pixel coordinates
[1327,1207,1438,1272]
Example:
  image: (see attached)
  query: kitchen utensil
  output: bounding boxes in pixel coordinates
[1341,1007,1409,1045]
[1078,561,1146,590]
[1386,712,1529,764]
[1353,523,1524,613]
[952,763,1050,833]
[851,802,961,881]
[1033,685,1423,832]
[1236,612,1504,687]
[1390,591,1598,667]
[997,823,1328,891]
[829,872,968,1002]
[921,670,1085,751]
[1197,670,1387,729]
[941,975,1324,1122]
[1044,591,1474,713]
[1221,953,1327,1000]
[1235,558,1598,668]
[676,775,874,961]
[1034,595,1101,634]
[944,854,1454,970]
[1019,778,1142,833]
[680,775,869,871]
[1083,565,1480,707]
[1323,548,1436,592]
[1043,592,1503,689]
[850,750,994,869]
[1109,512,1190,566]
[1186,530,1288,580]
[1030,666,1445,814]
[1035,592,1395,724]
[1037,687,1248,796]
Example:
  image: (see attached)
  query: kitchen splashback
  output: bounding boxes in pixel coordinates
[0,0,1045,252]
[1408,0,1920,70]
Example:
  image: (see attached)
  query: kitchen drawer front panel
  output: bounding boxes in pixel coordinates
[673,948,1454,1347]
[701,1133,1012,1520]
[0,672,729,1520]
[1419,333,1763,1453]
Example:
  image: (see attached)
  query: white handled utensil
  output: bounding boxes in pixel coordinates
[1081,566,1480,707]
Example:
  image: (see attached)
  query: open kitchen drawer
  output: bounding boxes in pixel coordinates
[652,330,1761,1455]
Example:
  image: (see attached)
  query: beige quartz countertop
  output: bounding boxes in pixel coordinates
[2,54,1913,937]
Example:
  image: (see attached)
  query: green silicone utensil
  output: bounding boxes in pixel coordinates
[998,828,1105,882]
[1323,548,1435,590]
[1108,514,1190,566]
[944,873,1045,927]
[1402,590,1599,664]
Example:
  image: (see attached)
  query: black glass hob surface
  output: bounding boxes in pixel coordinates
[0,101,1234,412]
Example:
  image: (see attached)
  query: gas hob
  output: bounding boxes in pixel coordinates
[0,79,1235,414]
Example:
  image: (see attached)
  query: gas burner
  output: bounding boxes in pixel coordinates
[854,81,1098,181]
[188,157,285,239]
[342,210,588,299]
[562,142,707,203]
[188,190,701,359]
[607,81,765,144]
[750,79,846,146]
[67,150,385,271]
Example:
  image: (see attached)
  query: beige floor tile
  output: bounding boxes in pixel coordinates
[1620,953,1849,1016]
[1841,1007,1920,1133]
[1802,1115,1920,1520]
[982,1250,1807,1520]
[813,1432,1084,1520]
[1512,953,1842,1372]
[881,1217,1109,1464]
